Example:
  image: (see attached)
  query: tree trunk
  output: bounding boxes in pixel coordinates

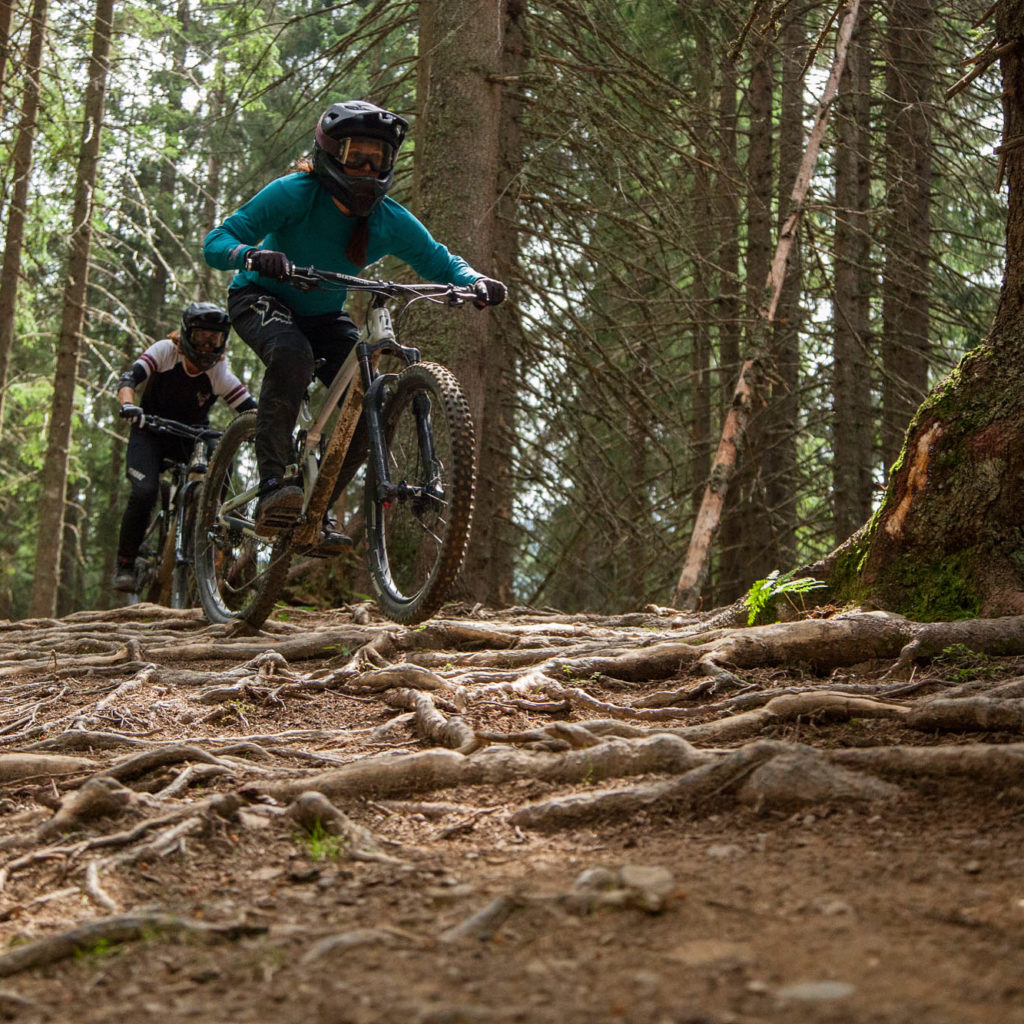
[469,0,525,607]
[838,1,1024,620]
[833,0,874,543]
[0,0,48,436]
[689,13,713,517]
[881,0,934,472]
[28,0,114,618]
[0,0,15,122]
[719,25,774,601]
[414,0,505,606]
[713,54,741,604]
[763,3,807,572]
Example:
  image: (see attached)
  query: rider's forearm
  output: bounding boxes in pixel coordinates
[117,385,135,406]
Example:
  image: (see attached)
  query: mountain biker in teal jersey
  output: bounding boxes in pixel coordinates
[202,99,507,546]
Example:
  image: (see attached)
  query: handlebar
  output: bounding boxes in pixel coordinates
[285,264,478,305]
[141,414,223,444]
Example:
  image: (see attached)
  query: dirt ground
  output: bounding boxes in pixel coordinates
[0,602,1023,1024]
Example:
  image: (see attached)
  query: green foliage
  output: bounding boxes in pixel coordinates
[744,570,827,625]
[933,643,998,682]
[294,820,344,861]
[73,937,122,962]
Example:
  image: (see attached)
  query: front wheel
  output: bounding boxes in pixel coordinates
[364,362,476,624]
[170,484,200,609]
[193,410,293,626]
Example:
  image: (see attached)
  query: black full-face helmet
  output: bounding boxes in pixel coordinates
[312,100,409,217]
[180,302,230,371]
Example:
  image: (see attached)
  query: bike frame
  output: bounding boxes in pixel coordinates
[217,293,435,550]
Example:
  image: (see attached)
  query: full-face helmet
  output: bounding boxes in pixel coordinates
[180,302,230,371]
[312,100,409,217]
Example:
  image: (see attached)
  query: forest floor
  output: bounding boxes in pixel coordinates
[0,601,1023,1024]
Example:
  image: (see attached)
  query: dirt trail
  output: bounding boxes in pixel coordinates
[0,603,1022,1024]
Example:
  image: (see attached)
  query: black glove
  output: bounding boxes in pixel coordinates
[473,277,507,309]
[245,248,293,280]
[120,404,145,427]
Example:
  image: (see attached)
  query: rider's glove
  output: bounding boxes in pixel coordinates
[245,248,293,280]
[120,404,145,427]
[473,277,507,309]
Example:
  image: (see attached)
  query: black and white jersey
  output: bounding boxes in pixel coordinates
[124,339,254,425]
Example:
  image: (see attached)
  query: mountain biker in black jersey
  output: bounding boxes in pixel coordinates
[111,302,258,593]
[202,99,507,546]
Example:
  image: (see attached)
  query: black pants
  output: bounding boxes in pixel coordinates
[117,427,192,563]
[228,286,367,493]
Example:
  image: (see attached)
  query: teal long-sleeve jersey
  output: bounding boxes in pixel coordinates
[203,172,481,317]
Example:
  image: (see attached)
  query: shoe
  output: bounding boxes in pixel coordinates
[306,527,353,559]
[254,482,304,537]
[111,561,137,593]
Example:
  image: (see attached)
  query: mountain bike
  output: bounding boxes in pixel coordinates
[127,415,222,608]
[192,266,478,628]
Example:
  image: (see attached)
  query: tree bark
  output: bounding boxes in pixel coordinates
[414,0,506,606]
[0,0,14,123]
[0,0,48,436]
[689,12,713,518]
[474,0,526,607]
[28,0,114,618]
[839,1,1024,619]
[763,3,807,572]
[881,0,934,473]
[713,53,741,604]
[720,23,774,601]
[833,0,874,543]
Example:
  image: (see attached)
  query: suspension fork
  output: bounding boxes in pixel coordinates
[174,475,202,565]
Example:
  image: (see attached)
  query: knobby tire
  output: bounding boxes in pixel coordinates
[193,410,293,627]
[364,362,475,624]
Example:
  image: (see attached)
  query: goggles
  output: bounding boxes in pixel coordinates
[317,130,395,175]
[190,327,227,352]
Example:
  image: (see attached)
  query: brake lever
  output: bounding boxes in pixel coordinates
[287,269,319,293]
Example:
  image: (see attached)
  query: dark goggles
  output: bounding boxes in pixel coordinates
[190,327,227,352]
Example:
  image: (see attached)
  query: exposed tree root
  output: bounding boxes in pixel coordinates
[0,912,266,977]
[3,603,1024,979]
[259,734,710,802]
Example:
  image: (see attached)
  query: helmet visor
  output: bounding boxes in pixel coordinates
[337,136,395,175]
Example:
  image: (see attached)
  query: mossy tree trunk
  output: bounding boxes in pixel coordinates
[834,1,1024,621]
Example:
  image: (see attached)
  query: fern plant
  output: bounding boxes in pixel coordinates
[744,569,827,625]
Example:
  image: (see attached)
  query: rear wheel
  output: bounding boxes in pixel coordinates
[364,362,475,624]
[193,411,293,626]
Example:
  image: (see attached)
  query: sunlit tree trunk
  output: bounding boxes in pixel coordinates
[415,0,505,605]
[881,0,934,472]
[0,0,47,436]
[29,0,114,618]
[833,0,875,542]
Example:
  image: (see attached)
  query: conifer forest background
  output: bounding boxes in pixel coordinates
[0,0,1005,621]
